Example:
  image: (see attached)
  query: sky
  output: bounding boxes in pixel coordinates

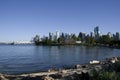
[0,0,120,42]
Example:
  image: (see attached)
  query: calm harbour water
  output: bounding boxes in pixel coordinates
[0,45,120,74]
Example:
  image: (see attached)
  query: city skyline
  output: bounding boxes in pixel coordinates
[0,0,120,42]
[34,26,120,42]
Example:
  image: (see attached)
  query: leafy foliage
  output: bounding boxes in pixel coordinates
[90,70,120,80]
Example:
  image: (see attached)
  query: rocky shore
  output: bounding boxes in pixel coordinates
[0,56,120,80]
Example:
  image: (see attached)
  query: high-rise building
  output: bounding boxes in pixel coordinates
[56,31,60,40]
[78,32,86,40]
[49,32,54,41]
[60,32,65,38]
[107,32,113,38]
[90,32,95,37]
[113,34,116,40]
[116,32,120,40]
[94,26,99,40]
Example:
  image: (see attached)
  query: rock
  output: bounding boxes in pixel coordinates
[0,74,9,80]
[75,64,81,69]
[48,69,56,72]
[117,57,120,60]
[61,73,70,77]
[82,65,88,68]
[61,70,68,73]
[82,70,88,73]
[21,76,43,80]
[94,65,102,71]
[90,60,100,64]
[111,59,116,63]
[44,76,54,80]
[110,57,119,63]
[49,74,62,79]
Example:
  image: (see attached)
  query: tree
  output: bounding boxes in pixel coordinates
[57,37,65,44]
[98,35,112,44]
[71,34,77,41]
[33,35,41,45]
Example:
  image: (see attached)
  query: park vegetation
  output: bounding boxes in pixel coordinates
[32,33,120,48]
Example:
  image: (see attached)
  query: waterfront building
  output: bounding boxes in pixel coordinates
[116,32,120,40]
[56,31,60,40]
[60,32,65,38]
[113,34,116,40]
[90,32,95,37]
[78,32,86,41]
[64,33,70,39]
[49,32,52,40]
[49,32,54,41]
[94,26,100,40]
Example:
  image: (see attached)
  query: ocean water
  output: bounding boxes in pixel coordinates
[0,45,120,74]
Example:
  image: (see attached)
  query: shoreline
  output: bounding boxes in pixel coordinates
[1,56,120,80]
[21,43,120,49]
[0,43,120,49]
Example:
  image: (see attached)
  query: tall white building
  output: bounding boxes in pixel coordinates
[56,31,60,40]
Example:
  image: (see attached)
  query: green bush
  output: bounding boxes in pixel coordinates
[90,70,120,80]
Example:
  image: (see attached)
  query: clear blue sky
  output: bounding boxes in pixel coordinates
[0,0,120,42]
